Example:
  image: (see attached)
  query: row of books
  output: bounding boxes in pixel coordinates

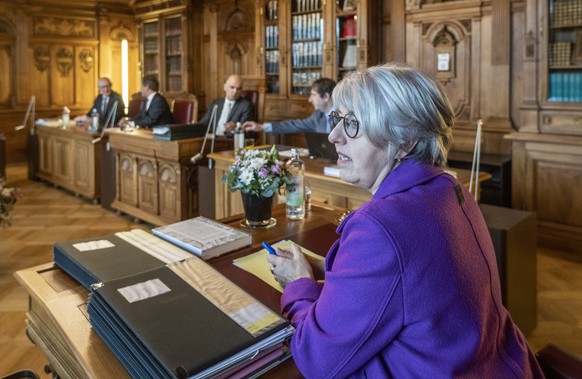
[265,0,279,21]
[551,0,582,27]
[548,72,582,102]
[293,0,321,13]
[53,217,293,378]
[265,25,279,49]
[265,50,280,74]
[292,41,323,67]
[165,36,183,56]
[292,70,321,87]
[292,13,322,41]
[549,42,573,66]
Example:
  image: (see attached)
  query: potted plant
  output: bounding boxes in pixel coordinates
[0,178,19,228]
[223,146,292,228]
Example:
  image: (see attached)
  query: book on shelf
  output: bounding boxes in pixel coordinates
[323,164,341,178]
[152,216,252,260]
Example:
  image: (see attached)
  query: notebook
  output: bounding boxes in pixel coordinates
[304,132,338,162]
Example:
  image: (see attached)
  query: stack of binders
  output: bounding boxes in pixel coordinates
[53,230,294,378]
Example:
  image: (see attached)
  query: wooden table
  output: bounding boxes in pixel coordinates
[208,150,492,219]
[14,204,343,379]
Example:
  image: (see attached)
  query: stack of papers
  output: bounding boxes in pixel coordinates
[233,240,324,292]
[88,258,293,378]
[152,216,252,260]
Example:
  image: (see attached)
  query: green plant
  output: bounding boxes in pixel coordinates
[223,145,292,198]
[0,178,19,228]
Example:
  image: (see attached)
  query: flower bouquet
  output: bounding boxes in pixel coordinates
[0,178,19,228]
[223,146,292,227]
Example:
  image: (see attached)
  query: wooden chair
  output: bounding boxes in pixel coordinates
[240,76,266,143]
[240,76,266,123]
[171,93,198,124]
[126,92,144,118]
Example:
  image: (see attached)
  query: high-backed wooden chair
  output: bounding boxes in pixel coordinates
[126,92,144,118]
[171,93,198,124]
[240,76,266,123]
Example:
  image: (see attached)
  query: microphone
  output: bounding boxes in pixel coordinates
[190,105,218,165]
[15,96,36,133]
[92,100,118,144]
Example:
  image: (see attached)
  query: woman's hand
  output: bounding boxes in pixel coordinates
[266,243,314,288]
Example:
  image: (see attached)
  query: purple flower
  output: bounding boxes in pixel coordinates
[271,165,281,174]
[258,167,269,178]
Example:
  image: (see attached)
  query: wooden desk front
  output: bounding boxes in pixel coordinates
[208,150,492,219]
[36,125,105,201]
[107,129,231,225]
[14,204,343,379]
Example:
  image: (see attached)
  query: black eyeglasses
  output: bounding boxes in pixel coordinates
[329,110,360,138]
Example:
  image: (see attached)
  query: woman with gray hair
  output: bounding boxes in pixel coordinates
[267,63,543,378]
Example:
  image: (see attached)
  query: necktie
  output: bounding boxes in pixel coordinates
[101,96,109,115]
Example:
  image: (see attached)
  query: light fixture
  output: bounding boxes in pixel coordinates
[121,39,129,114]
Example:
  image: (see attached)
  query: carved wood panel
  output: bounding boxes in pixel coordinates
[118,153,138,207]
[158,162,180,221]
[137,158,159,215]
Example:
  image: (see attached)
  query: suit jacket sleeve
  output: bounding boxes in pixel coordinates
[228,98,255,123]
[111,92,126,123]
[86,95,101,117]
[271,110,327,134]
[133,94,174,127]
[198,99,223,127]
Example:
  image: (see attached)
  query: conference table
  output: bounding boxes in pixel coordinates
[14,203,345,379]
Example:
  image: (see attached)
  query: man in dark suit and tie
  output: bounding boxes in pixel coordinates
[74,77,125,126]
[198,74,254,136]
[125,75,174,128]
[242,78,336,135]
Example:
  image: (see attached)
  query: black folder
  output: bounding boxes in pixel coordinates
[53,234,167,289]
[88,263,293,379]
[152,123,208,140]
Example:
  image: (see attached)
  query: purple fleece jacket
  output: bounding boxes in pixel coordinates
[281,159,544,378]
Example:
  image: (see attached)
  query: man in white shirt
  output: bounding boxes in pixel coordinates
[198,75,254,136]
[124,76,174,128]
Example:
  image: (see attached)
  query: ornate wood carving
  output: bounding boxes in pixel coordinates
[34,46,50,72]
[32,16,96,38]
[79,49,93,73]
[56,48,73,77]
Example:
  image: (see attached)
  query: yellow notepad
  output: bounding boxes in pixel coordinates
[233,240,324,292]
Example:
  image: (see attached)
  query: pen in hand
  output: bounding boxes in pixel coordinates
[262,241,278,255]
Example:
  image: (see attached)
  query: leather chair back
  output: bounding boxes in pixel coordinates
[171,94,198,124]
[127,93,144,118]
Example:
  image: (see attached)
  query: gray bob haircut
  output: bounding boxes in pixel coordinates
[332,63,454,168]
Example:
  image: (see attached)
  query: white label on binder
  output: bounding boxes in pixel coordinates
[73,240,115,252]
[117,278,171,303]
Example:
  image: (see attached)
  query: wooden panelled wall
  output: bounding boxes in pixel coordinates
[0,0,139,163]
[1,1,581,253]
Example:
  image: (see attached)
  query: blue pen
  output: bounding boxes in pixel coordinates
[262,241,278,255]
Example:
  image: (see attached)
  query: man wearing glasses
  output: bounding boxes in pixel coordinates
[242,78,336,135]
[74,77,125,126]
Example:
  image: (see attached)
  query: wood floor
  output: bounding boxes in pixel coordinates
[1,162,582,378]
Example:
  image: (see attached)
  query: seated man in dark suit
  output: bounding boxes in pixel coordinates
[74,77,125,126]
[199,74,254,136]
[122,75,174,128]
[242,77,336,135]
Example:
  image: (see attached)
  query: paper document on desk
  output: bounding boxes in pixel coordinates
[233,240,324,292]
